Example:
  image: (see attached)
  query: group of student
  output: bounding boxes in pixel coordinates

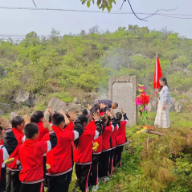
[0,99,128,192]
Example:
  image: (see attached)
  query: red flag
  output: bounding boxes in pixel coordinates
[153,55,163,89]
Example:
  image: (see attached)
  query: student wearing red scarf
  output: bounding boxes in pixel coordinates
[114,109,128,167]
[99,111,116,180]
[30,111,49,142]
[43,113,84,192]
[4,116,25,192]
[18,122,56,192]
[73,112,102,192]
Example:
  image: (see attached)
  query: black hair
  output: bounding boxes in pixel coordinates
[24,123,39,139]
[101,114,111,126]
[112,102,118,108]
[74,114,88,149]
[77,114,88,124]
[30,111,44,123]
[92,104,100,111]
[116,112,122,121]
[159,76,169,91]
[0,125,3,136]
[52,113,65,126]
[12,116,24,128]
[81,109,88,116]
[116,112,122,128]
[90,108,99,120]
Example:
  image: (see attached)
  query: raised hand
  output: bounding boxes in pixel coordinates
[110,108,116,118]
[68,111,77,121]
[59,110,70,125]
[93,112,100,121]
[0,117,10,129]
[43,119,52,131]
[25,115,30,125]
[121,108,125,114]
[48,106,54,115]
[87,104,92,110]
[106,110,113,118]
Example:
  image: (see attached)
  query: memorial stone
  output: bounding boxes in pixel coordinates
[109,76,138,126]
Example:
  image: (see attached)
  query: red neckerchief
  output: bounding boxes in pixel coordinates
[12,128,24,142]
[24,139,36,147]
[52,125,63,133]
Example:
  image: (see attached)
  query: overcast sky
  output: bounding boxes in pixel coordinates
[0,0,192,38]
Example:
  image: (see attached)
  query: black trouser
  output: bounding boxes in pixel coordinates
[6,170,21,192]
[75,164,91,192]
[114,146,124,167]
[98,151,111,178]
[47,171,71,192]
[20,182,44,192]
[70,145,74,183]
[109,148,116,175]
[0,167,6,192]
[43,156,48,188]
[89,154,100,187]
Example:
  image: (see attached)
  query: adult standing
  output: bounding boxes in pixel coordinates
[154,77,171,129]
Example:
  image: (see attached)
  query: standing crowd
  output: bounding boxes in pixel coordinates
[0,99,128,192]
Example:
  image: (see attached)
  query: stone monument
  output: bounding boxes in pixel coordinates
[109,76,138,126]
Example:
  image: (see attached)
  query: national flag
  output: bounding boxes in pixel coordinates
[153,55,163,89]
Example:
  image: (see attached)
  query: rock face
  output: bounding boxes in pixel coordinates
[0,102,11,115]
[15,90,35,106]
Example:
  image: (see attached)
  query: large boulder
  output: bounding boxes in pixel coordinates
[44,98,67,120]
[15,90,35,106]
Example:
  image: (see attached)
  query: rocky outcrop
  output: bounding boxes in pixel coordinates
[15,90,35,106]
[0,102,11,115]
[44,97,82,120]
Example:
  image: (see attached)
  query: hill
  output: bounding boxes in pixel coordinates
[0,25,192,111]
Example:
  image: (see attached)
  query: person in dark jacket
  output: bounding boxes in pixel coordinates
[95,99,118,112]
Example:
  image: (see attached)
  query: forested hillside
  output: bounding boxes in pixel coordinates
[0,25,192,105]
